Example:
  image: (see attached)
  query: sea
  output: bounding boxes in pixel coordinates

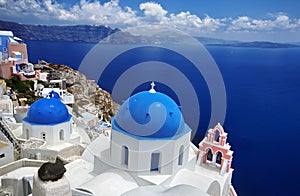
[26,40,300,195]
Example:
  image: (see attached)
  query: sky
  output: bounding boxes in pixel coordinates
[1,0,300,42]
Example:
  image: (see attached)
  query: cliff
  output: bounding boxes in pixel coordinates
[45,63,119,123]
[0,20,120,43]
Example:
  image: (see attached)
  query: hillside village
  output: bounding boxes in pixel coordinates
[0,30,236,196]
[0,29,117,158]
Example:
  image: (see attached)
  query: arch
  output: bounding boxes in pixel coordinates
[122,146,129,166]
[178,145,184,165]
[213,123,224,134]
[214,129,220,142]
[207,180,221,196]
[59,129,64,140]
[41,132,46,140]
[207,148,213,162]
[216,151,222,165]
[151,152,160,172]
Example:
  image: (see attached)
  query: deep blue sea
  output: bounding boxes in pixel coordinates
[26,40,300,195]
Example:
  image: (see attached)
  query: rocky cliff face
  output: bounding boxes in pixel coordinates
[0,20,120,43]
[47,63,119,123]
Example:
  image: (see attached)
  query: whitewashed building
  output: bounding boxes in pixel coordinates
[20,91,82,162]
[22,91,72,145]
[0,131,13,167]
[64,83,236,196]
[0,83,237,196]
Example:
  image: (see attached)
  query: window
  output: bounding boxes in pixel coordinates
[207,149,213,161]
[70,124,73,134]
[41,132,46,140]
[0,153,5,158]
[59,130,64,140]
[151,152,160,172]
[216,151,222,164]
[214,129,220,142]
[122,146,129,166]
[26,129,29,139]
[178,145,184,165]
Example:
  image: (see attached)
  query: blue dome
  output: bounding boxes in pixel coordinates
[24,92,71,125]
[47,90,60,99]
[114,90,185,138]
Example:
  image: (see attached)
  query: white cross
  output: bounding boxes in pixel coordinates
[151,81,155,90]
[149,81,156,93]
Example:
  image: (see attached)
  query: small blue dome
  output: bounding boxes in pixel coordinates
[24,92,71,125]
[114,90,185,138]
[47,90,60,99]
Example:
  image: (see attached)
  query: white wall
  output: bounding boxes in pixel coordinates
[32,173,72,196]
[21,148,58,161]
[110,128,191,175]
[0,142,14,167]
[23,121,72,145]
[0,96,13,114]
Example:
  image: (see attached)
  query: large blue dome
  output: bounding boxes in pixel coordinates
[24,91,71,125]
[114,90,186,139]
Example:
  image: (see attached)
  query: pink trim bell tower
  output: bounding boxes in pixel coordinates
[197,123,233,176]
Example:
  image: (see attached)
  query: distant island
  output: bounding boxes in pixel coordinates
[206,41,300,48]
[1,20,299,48]
[0,20,120,43]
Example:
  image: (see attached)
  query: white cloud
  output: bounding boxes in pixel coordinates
[0,0,64,21]
[228,16,254,31]
[140,2,167,20]
[0,0,138,26]
[55,0,139,26]
[167,12,224,33]
[274,14,297,29]
[227,13,300,32]
[0,0,299,38]
[170,12,202,28]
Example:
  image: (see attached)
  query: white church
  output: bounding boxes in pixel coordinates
[22,91,72,145]
[62,83,237,196]
[0,83,237,196]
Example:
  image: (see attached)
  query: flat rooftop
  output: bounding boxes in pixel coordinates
[1,167,38,180]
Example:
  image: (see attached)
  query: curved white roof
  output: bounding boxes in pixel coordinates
[78,169,138,196]
[170,168,219,193]
[123,184,208,196]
